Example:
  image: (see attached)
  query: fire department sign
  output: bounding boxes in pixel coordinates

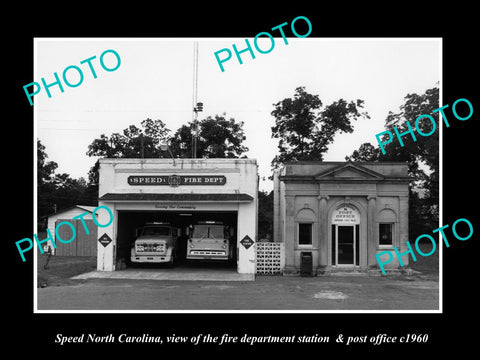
[240,235,254,249]
[98,233,112,247]
[128,175,226,186]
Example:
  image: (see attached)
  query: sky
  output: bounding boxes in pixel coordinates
[35,38,441,191]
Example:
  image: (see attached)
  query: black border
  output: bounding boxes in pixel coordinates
[6,3,478,354]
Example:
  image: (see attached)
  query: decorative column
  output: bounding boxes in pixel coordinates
[283,195,296,272]
[398,195,409,259]
[317,195,329,268]
[273,170,281,243]
[367,195,376,266]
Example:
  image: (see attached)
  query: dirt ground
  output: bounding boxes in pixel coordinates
[36,274,438,311]
[36,242,439,311]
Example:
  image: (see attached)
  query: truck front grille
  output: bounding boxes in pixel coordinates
[136,243,166,253]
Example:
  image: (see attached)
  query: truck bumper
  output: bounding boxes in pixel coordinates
[130,255,172,263]
[187,251,229,261]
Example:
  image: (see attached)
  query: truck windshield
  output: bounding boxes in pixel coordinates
[193,226,225,239]
[142,226,171,236]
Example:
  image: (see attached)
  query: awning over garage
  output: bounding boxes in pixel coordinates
[99,193,254,202]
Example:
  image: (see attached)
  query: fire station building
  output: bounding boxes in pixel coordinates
[273,161,410,275]
[96,158,258,275]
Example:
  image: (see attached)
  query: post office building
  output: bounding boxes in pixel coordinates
[273,161,410,274]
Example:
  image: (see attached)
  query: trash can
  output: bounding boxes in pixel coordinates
[300,252,313,277]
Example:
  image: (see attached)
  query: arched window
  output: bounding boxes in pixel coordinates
[295,208,316,246]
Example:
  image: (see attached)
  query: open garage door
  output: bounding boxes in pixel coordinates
[116,210,238,271]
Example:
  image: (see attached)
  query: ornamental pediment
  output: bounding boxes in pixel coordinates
[314,163,384,181]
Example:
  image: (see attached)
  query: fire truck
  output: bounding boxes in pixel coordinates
[186,221,234,261]
[130,222,179,266]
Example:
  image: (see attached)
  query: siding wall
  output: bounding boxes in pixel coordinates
[47,208,97,256]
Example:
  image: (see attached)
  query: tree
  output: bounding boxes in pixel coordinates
[384,87,439,172]
[345,86,439,236]
[86,118,171,185]
[391,87,439,215]
[37,139,58,221]
[346,142,381,162]
[345,140,426,185]
[37,140,96,230]
[271,86,369,170]
[346,88,440,175]
[86,115,248,186]
[38,139,58,186]
[169,114,249,159]
[49,174,95,210]
[258,190,274,240]
[87,118,170,159]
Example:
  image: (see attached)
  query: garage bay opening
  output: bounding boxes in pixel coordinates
[116,210,238,271]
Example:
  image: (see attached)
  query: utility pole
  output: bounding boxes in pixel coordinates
[191,41,203,158]
[193,101,203,158]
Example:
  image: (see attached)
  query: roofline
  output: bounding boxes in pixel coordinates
[282,161,409,165]
[44,205,95,218]
[278,176,410,183]
[99,158,257,164]
[314,162,386,180]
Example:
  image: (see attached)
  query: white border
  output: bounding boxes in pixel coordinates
[33,37,443,314]
[438,37,443,314]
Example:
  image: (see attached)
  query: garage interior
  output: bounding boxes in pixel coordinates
[116,210,238,271]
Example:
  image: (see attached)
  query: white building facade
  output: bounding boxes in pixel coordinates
[97,158,258,275]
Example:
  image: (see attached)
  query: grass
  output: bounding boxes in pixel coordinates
[408,241,439,278]
[37,254,96,287]
[36,230,97,287]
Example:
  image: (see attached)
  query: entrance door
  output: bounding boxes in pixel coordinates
[331,206,360,266]
[337,226,354,264]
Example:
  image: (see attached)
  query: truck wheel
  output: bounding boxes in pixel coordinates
[168,252,175,268]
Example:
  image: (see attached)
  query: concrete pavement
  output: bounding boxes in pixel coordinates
[37,271,439,311]
[72,267,254,282]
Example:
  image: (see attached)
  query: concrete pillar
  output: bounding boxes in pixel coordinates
[284,195,296,270]
[398,195,410,265]
[237,202,256,274]
[317,195,329,267]
[367,195,377,266]
[96,202,115,271]
[273,170,281,243]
